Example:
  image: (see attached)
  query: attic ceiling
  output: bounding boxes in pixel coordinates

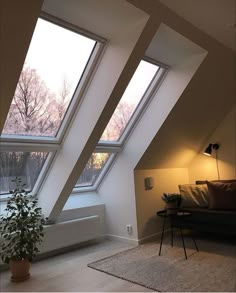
[132,0,236,170]
[159,0,236,50]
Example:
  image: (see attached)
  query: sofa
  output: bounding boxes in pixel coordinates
[178,180,236,235]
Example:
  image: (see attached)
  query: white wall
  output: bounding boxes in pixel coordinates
[58,98,236,245]
[134,168,189,240]
[58,194,105,236]
[189,105,236,182]
[95,25,206,243]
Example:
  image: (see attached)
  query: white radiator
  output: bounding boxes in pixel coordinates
[40,215,102,254]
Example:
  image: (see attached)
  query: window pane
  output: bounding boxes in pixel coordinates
[2,18,96,138]
[75,153,111,187]
[100,60,159,142]
[0,152,48,195]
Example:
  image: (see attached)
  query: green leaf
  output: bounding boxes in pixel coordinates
[0,177,45,261]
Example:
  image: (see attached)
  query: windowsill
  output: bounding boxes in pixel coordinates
[0,192,103,214]
[72,186,97,194]
[63,191,103,210]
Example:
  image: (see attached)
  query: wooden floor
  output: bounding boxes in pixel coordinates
[0,240,152,292]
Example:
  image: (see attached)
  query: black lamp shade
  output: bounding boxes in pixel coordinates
[203,143,219,156]
[204,144,213,156]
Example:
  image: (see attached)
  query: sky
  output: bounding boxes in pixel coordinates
[101,60,159,141]
[25,18,96,101]
[119,60,158,106]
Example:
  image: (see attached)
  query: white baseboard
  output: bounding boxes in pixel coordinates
[105,234,139,245]
[105,230,171,245]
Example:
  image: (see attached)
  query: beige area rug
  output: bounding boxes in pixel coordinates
[88,237,236,292]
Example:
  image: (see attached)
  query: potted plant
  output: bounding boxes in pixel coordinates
[161,193,182,214]
[0,177,45,282]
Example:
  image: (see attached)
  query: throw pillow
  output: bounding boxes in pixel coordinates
[178,184,209,208]
[206,181,236,210]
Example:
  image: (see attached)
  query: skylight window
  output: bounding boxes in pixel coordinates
[75,152,113,188]
[100,60,159,143]
[2,18,96,138]
[74,59,167,192]
[0,14,104,200]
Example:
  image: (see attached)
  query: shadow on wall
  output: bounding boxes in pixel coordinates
[140,214,171,242]
[135,168,189,241]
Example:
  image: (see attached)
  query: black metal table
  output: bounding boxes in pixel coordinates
[156,210,199,259]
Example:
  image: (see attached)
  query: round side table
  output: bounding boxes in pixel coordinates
[156,210,199,259]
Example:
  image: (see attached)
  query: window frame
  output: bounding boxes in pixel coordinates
[73,146,120,193]
[98,57,168,147]
[0,13,106,201]
[74,58,168,193]
[0,150,56,202]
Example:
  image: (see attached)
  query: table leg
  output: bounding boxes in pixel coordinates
[159,215,166,256]
[180,227,187,259]
[192,236,199,251]
[171,221,174,247]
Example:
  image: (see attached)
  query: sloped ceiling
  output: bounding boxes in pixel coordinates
[129,0,236,169]
[0,0,43,132]
[136,49,235,169]
[159,0,236,51]
[129,0,235,50]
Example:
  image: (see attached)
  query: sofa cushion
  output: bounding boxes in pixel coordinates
[178,184,209,208]
[206,181,236,210]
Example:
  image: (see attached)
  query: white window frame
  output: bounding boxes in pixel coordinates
[73,149,119,193]
[74,58,169,193]
[0,149,56,202]
[98,57,168,147]
[0,13,106,200]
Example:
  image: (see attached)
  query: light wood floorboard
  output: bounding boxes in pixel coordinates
[0,240,152,292]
